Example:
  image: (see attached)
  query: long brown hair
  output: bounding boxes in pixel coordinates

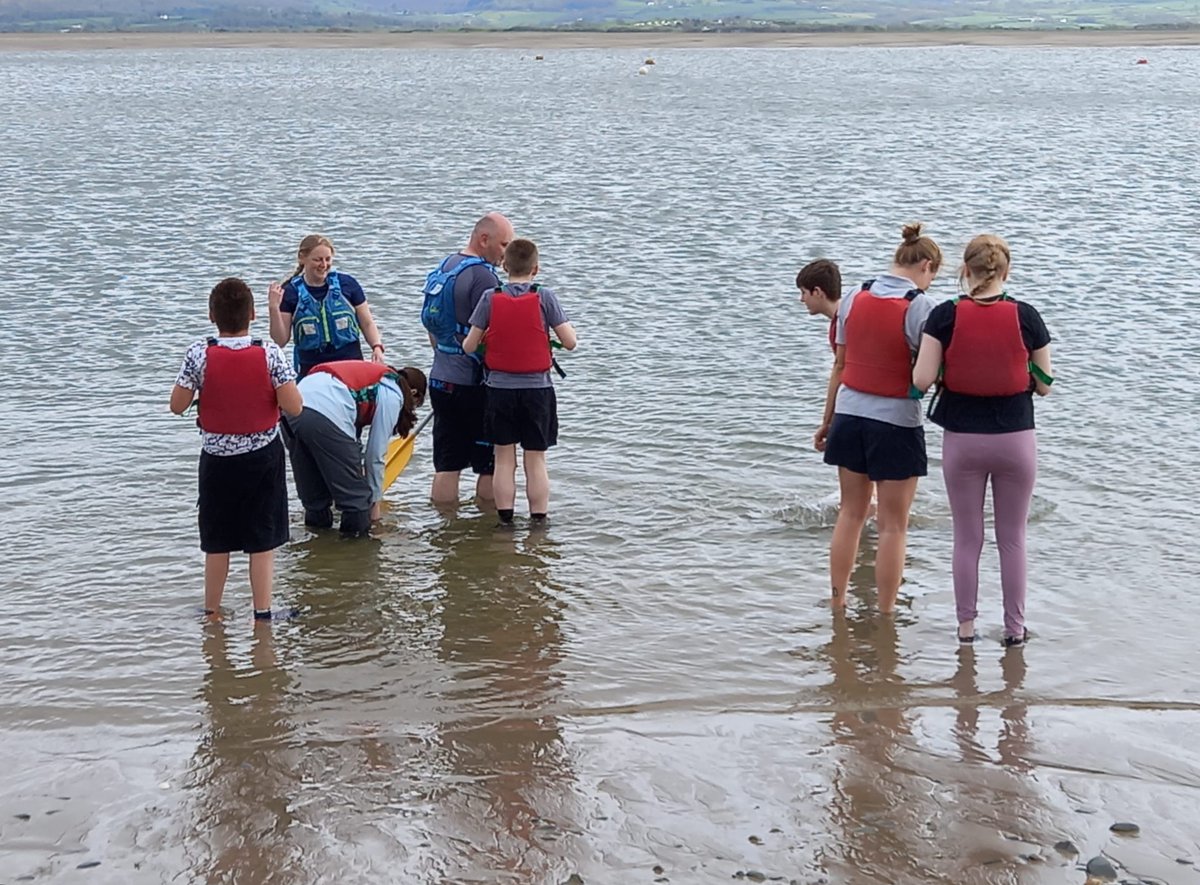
[390,366,428,437]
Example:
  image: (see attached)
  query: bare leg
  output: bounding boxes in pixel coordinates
[475,472,494,502]
[493,445,518,511]
[431,470,461,504]
[523,449,549,514]
[874,477,920,613]
[248,550,274,613]
[204,552,230,615]
[830,468,873,608]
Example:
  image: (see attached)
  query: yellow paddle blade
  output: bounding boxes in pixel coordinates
[382,412,432,493]
[383,434,417,492]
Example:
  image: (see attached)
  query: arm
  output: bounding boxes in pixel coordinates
[1030,344,1053,396]
[267,282,292,347]
[169,384,194,415]
[354,301,386,363]
[363,383,403,507]
[275,381,303,417]
[552,321,577,351]
[814,346,845,452]
[912,333,943,394]
[462,325,485,355]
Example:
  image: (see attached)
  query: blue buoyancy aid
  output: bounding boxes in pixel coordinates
[291,272,361,362]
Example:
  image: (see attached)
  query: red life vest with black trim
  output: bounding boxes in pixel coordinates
[942,296,1031,397]
[308,360,398,430]
[198,339,279,434]
[840,286,920,399]
[484,284,552,374]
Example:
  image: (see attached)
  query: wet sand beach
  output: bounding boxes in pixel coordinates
[2,35,1199,885]
[1,27,1200,51]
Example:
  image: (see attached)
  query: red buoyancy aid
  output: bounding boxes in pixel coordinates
[484,285,552,374]
[198,340,279,434]
[840,290,917,398]
[942,297,1031,397]
[308,360,396,430]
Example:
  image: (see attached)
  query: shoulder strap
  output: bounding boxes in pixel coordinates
[904,288,923,301]
[251,338,263,347]
[207,337,218,346]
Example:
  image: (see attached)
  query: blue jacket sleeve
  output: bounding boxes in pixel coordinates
[364,379,402,503]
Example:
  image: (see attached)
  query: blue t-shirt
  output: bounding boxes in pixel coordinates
[469,283,570,390]
[280,271,367,372]
[428,254,500,387]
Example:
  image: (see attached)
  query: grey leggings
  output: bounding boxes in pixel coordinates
[942,429,1038,639]
[281,409,371,530]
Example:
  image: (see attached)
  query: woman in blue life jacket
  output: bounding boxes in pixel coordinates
[267,234,387,380]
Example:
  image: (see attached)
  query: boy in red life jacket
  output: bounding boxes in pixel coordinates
[796,258,843,355]
[462,239,577,526]
[170,278,303,622]
[797,259,878,520]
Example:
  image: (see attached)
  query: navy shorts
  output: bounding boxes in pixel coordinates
[484,386,558,451]
[430,383,494,475]
[198,435,290,554]
[823,413,927,481]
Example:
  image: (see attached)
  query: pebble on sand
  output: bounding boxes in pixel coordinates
[1084,855,1119,881]
[1109,821,1140,834]
[1054,840,1079,855]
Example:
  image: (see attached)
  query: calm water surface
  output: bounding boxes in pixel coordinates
[1,44,1199,884]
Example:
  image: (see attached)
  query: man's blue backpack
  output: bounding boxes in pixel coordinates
[421,255,494,355]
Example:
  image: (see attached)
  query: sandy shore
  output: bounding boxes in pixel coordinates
[1,28,1198,51]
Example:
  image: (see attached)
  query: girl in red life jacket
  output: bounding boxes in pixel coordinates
[816,223,942,614]
[913,235,1053,647]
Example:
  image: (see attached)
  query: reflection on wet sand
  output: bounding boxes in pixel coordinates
[428,522,579,883]
[820,598,1056,884]
[189,621,298,884]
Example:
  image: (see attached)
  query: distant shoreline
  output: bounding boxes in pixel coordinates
[2,28,1199,51]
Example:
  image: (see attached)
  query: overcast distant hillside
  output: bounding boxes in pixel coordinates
[2,0,1198,29]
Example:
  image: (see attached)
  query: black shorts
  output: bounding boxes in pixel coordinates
[430,383,494,475]
[198,435,290,554]
[823,413,927,481]
[484,386,558,451]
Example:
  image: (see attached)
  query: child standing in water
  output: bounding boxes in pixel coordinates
[815,224,942,613]
[797,259,878,520]
[463,238,577,525]
[170,278,303,620]
[913,235,1053,646]
[796,258,844,355]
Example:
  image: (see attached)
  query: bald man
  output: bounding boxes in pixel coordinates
[425,212,515,504]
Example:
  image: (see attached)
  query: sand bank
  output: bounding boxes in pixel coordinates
[1,28,1198,52]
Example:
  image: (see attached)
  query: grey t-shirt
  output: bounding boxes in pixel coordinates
[833,273,938,428]
[428,252,500,386]
[469,283,569,390]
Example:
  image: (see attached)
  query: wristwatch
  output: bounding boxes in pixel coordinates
[371,343,385,353]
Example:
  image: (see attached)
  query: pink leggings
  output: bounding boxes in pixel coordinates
[942,430,1038,638]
